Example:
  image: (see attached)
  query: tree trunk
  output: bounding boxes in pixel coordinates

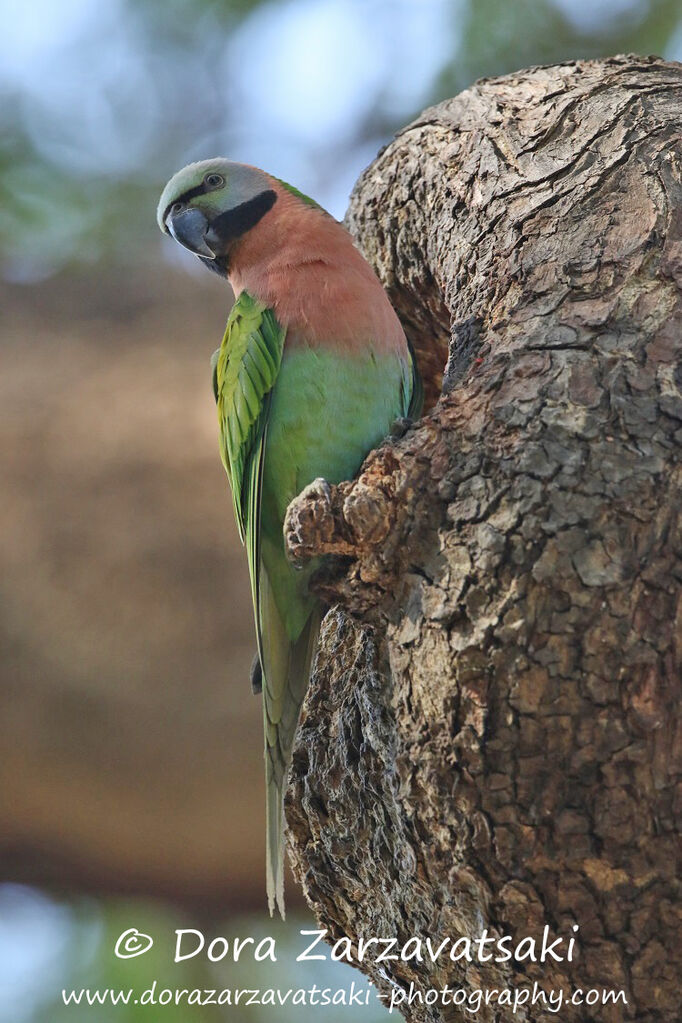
[284,55,682,1023]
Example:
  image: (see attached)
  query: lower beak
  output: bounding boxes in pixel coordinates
[167,207,215,259]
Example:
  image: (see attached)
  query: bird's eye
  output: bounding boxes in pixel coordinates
[204,173,224,189]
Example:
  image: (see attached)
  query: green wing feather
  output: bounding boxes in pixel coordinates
[213,291,286,668]
[215,291,304,918]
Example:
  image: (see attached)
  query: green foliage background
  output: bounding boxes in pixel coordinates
[2,0,681,279]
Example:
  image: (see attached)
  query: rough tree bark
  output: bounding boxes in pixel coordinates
[283,56,682,1023]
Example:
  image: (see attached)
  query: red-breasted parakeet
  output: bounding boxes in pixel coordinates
[157,160,421,916]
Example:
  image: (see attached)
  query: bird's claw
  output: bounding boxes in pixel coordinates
[389,416,413,439]
[250,653,263,694]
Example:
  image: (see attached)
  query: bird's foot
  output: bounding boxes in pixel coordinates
[250,653,262,695]
[389,416,413,440]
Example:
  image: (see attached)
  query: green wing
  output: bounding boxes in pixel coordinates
[213,291,286,660]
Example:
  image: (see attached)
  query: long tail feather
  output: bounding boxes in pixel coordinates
[260,569,321,918]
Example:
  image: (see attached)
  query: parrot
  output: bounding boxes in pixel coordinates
[157,159,421,917]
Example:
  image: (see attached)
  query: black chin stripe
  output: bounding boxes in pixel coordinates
[211,189,277,244]
[199,254,228,277]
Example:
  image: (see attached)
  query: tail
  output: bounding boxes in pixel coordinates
[259,569,321,918]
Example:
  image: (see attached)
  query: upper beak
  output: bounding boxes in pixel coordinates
[167,206,215,259]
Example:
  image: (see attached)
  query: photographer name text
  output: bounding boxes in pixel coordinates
[170,926,580,966]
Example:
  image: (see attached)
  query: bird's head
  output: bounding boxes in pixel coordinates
[157,159,277,272]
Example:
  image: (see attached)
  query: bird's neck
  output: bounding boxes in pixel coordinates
[226,187,407,357]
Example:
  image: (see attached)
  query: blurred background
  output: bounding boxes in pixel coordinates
[2,0,682,1019]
